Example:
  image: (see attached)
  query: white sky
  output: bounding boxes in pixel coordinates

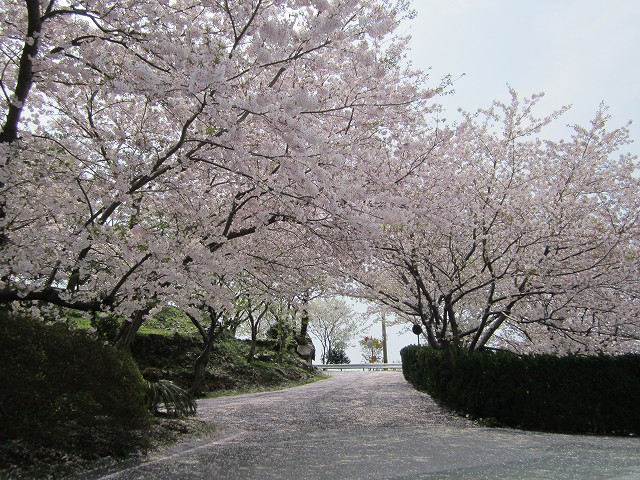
[323,1,640,364]
[401,0,640,157]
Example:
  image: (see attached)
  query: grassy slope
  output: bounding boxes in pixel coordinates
[66,305,321,396]
[132,330,320,397]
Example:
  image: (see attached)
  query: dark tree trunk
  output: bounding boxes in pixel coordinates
[0,0,43,246]
[247,323,258,363]
[299,308,309,338]
[189,307,221,396]
[246,303,268,363]
[1,0,41,143]
[276,322,287,363]
[114,309,148,350]
[191,334,216,396]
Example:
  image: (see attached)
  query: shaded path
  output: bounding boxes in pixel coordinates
[82,372,640,480]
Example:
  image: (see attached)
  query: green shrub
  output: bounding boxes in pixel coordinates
[0,312,152,458]
[142,368,197,417]
[131,333,201,372]
[401,345,450,400]
[327,346,351,364]
[91,312,122,341]
[401,345,640,435]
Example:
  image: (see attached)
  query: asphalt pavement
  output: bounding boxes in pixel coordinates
[78,371,640,480]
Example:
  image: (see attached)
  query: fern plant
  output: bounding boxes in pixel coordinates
[143,369,196,417]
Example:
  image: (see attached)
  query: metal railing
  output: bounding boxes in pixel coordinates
[314,363,402,371]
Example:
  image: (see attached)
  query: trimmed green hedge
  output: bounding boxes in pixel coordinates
[0,311,152,457]
[401,345,640,435]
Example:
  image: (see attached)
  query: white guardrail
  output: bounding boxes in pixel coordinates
[314,363,402,371]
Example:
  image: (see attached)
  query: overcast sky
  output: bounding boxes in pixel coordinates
[330,2,640,365]
[401,0,640,157]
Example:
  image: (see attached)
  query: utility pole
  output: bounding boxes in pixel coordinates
[381,314,388,364]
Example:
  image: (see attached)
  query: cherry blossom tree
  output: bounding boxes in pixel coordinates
[0,0,433,327]
[308,296,362,363]
[354,91,640,355]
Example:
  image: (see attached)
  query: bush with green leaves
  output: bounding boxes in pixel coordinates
[401,345,640,435]
[0,311,152,458]
[401,345,451,400]
[91,312,122,340]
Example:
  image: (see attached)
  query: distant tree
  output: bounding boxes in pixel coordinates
[359,336,384,363]
[309,297,363,364]
[326,345,351,365]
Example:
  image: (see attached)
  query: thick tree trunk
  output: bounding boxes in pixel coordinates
[421,316,440,349]
[1,0,41,143]
[0,0,43,246]
[299,307,309,338]
[114,309,147,350]
[189,307,222,396]
[191,334,216,396]
[247,324,258,363]
[276,324,287,363]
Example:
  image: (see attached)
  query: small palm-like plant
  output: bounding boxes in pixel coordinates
[142,368,196,417]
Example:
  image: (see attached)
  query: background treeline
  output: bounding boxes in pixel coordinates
[401,345,640,435]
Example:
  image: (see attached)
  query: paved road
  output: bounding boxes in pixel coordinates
[83,372,640,479]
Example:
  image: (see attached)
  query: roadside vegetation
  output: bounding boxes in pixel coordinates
[0,308,323,479]
[402,346,640,435]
